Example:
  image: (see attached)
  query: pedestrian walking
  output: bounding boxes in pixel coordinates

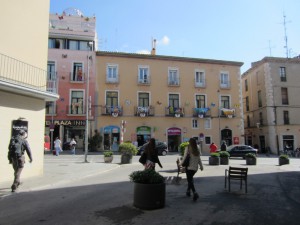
[180,138,204,201]
[143,138,163,170]
[209,142,218,153]
[69,138,77,155]
[54,137,62,156]
[7,130,33,192]
[221,141,227,151]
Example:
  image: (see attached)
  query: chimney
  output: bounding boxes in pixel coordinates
[151,39,156,55]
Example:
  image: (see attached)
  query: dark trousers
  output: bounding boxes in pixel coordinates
[186,169,197,193]
[11,155,25,188]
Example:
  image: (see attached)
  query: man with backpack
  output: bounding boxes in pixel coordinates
[7,129,33,192]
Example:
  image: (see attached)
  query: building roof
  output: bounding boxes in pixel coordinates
[96,51,244,67]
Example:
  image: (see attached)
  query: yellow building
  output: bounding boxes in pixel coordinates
[95,51,244,154]
[0,0,59,182]
[242,57,300,154]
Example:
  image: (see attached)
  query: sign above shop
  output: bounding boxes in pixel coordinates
[45,120,85,126]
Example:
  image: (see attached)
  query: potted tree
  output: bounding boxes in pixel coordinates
[245,153,257,165]
[129,169,165,210]
[279,154,289,166]
[119,142,138,164]
[103,151,113,163]
[209,152,220,165]
[88,130,102,151]
[219,151,230,165]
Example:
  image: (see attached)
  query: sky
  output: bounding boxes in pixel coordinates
[50,0,300,73]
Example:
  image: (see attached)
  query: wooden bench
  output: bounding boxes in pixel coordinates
[225,166,248,193]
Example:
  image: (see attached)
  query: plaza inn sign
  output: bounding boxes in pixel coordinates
[45,120,86,127]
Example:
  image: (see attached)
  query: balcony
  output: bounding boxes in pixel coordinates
[220,108,235,118]
[165,106,184,117]
[0,52,58,97]
[219,81,231,89]
[194,80,206,88]
[137,77,150,85]
[106,76,119,84]
[100,105,123,117]
[134,106,155,117]
[66,102,86,115]
[168,79,180,86]
[69,72,85,82]
[193,107,211,118]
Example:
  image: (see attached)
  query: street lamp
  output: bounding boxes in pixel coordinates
[84,41,93,163]
[217,89,221,145]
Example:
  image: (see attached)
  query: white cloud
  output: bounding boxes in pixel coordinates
[157,35,170,46]
[136,50,151,54]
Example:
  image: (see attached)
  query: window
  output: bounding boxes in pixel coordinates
[72,63,83,81]
[220,72,230,88]
[245,79,248,91]
[138,93,149,107]
[195,70,205,87]
[106,91,118,107]
[245,96,249,111]
[48,38,64,49]
[195,95,206,108]
[70,91,84,114]
[169,94,180,108]
[68,40,90,51]
[138,66,150,84]
[280,67,287,82]
[205,136,211,144]
[106,64,118,83]
[259,112,263,125]
[258,90,262,107]
[192,119,199,129]
[168,68,179,85]
[283,111,289,124]
[45,102,55,115]
[220,96,230,109]
[47,61,56,80]
[247,115,250,128]
[204,118,211,129]
[281,88,289,105]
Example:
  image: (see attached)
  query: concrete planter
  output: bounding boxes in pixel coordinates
[279,157,289,166]
[209,156,220,165]
[133,182,165,210]
[220,157,229,165]
[246,157,257,165]
[104,156,113,163]
[121,154,132,164]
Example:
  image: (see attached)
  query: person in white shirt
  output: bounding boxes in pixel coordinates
[69,138,77,155]
[54,137,62,156]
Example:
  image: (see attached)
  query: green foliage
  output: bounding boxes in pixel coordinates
[219,151,230,158]
[245,153,257,158]
[103,151,113,157]
[88,130,102,151]
[210,152,220,157]
[119,142,138,155]
[129,169,165,184]
[279,154,289,159]
[179,142,189,156]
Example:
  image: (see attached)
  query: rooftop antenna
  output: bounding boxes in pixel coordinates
[268,40,275,56]
[283,12,291,58]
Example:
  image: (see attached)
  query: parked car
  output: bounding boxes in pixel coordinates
[223,145,258,158]
[137,141,168,156]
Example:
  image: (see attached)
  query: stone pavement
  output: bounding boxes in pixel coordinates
[1,152,300,225]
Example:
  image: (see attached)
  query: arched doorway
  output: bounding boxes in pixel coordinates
[221,129,232,146]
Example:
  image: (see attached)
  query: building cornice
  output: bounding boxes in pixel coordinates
[96,51,244,67]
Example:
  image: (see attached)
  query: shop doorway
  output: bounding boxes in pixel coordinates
[136,126,151,147]
[103,126,120,151]
[167,127,182,152]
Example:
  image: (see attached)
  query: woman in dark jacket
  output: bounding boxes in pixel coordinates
[144,138,163,170]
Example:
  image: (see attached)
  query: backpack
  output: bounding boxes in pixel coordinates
[9,135,24,157]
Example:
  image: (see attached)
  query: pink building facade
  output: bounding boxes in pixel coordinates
[45,9,97,150]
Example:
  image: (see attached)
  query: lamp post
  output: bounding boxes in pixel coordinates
[217,90,221,145]
[84,42,93,163]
